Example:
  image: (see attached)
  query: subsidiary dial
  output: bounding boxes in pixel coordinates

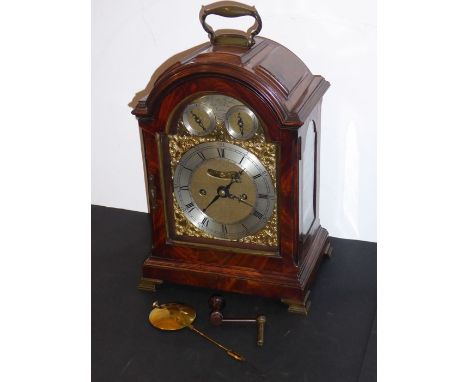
[182,102,216,136]
[225,105,258,140]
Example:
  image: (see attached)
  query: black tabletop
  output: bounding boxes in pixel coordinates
[92,205,376,382]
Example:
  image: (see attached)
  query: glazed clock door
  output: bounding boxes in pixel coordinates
[163,93,279,252]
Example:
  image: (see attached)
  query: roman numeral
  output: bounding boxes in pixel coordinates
[178,185,189,191]
[185,202,195,212]
[182,165,193,172]
[253,173,262,179]
[239,156,245,164]
[197,152,206,160]
[217,148,225,158]
[201,217,209,227]
[253,210,263,219]
[221,224,227,234]
[258,194,269,199]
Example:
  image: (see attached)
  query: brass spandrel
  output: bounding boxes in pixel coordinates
[168,131,276,186]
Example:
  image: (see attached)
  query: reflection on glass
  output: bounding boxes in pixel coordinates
[300,120,316,235]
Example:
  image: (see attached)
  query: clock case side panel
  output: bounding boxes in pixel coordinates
[296,100,330,291]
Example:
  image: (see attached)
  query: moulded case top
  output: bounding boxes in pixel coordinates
[132,37,329,128]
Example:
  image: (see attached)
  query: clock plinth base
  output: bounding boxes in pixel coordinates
[281,291,311,315]
[137,277,163,292]
[138,226,329,311]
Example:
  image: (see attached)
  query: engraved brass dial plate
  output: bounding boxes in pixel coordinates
[166,93,279,248]
[173,142,275,240]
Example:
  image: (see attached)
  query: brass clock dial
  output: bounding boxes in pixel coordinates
[173,142,275,240]
[182,102,216,136]
[225,105,258,140]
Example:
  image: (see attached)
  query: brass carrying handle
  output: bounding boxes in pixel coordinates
[199,1,262,48]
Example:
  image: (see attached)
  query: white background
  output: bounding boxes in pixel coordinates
[2,1,468,381]
[92,0,377,242]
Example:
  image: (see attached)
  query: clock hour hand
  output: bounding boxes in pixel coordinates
[224,178,237,192]
[203,169,247,212]
[203,194,220,212]
[203,179,237,212]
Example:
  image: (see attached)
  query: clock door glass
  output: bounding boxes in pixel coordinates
[173,142,275,240]
[299,120,317,236]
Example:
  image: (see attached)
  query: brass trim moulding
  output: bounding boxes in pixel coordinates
[167,237,281,258]
[281,291,311,315]
[137,277,164,292]
[157,134,171,238]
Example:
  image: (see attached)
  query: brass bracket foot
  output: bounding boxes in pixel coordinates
[137,277,163,292]
[281,291,311,315]
[323,240,333,258]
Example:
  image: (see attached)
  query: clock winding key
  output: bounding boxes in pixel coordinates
[209,295,266,347]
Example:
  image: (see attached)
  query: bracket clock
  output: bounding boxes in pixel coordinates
[131,1,332,314]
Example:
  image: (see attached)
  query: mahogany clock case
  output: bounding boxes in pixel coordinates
[132,34,330,309]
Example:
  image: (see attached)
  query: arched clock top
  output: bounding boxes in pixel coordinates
[132,37,329,129]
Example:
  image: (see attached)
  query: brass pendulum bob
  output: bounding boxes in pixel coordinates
[148,301,245,362]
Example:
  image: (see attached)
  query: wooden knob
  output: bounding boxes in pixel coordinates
[208,294,225,311]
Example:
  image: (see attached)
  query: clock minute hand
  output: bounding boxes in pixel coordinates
[203,194,220,212]
[203,178,237,212]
